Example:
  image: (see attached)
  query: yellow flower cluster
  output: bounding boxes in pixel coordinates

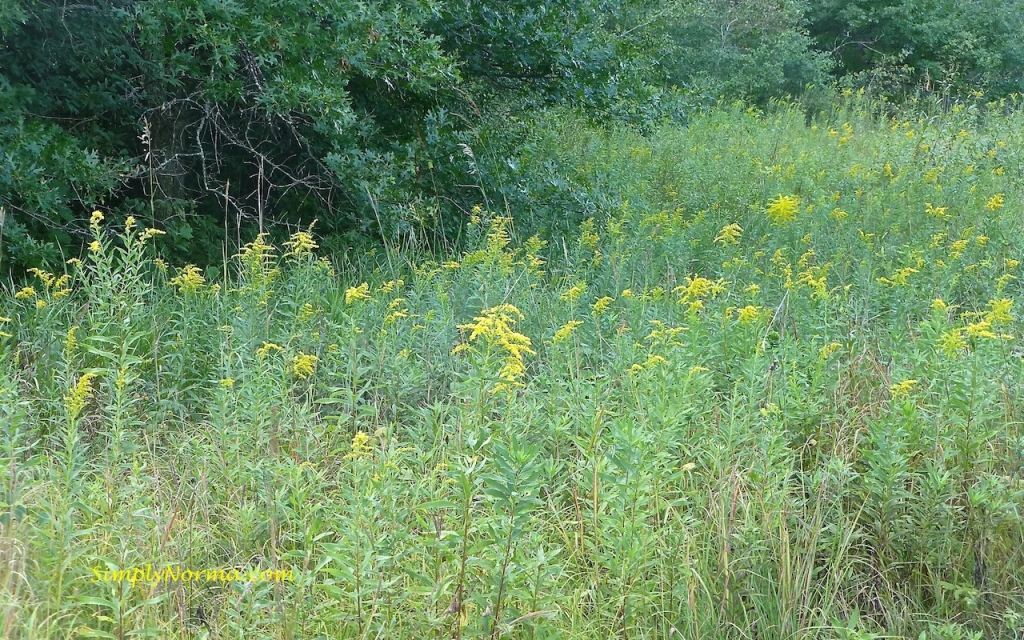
[256,342,284,358]
[169,265,206,294]
[28,268,72,299]
[629,354,667,375]
[560,282,587,303]
[986,194,1005,211]
[291,353,319,380]
[65,372,98,419]
[714,223,743,245]
[344,431,373,460]
[345,283,372,305]
[890,379,918,398]
[674,275,727,313]
[592,296,614,315]
[284,223,319,258]
[453,304,535,394]
[766,194,800,224]
[552,320,583,345]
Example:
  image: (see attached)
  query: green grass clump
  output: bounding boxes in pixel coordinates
[2,94,1024,639]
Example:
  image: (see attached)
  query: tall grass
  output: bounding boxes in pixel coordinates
[1,93,1023,639]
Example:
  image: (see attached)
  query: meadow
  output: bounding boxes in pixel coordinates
[2,94,1024,639]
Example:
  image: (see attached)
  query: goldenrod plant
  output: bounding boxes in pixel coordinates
[2,93,1024,639]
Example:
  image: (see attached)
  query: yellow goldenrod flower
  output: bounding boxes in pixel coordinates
[256,342,284,358]
[674,275,727,304]
[621,288,634,298]
[924,203,949,220]
[766,194,800,224]
[344,431,373,460]
[629,354,668,374]
[90,210,104,226]
[949,239,969,260]
[592,296,614,315]
[986,298,1014,324]
[931,298,948,312]
[454,304,535,393]
[819,342,841,359]
[890,379,918,398]
[65,372,98,419]
[965,321,998,340]
[987,194,1005,211]
[169,265,206,294]
[142,228,166,241]
[735,305,764,324]
[345,283,372,305]
[219,378,235,388]
[36,299,46,309]
[714,223,743,245]
[291,353,319,380]
[560,282,587,303]
[14,286,35,300]
[552,320,583,345]
[89,240,101,253]
[285,227,318,258]
[937,329,967,357]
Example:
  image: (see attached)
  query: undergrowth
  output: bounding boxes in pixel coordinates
[1,93,1024,639]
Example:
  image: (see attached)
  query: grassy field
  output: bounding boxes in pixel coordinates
[2,94,1024,639]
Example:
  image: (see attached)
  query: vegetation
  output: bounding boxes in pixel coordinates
[2,94,1024,638]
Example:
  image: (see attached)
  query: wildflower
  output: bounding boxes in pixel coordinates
[965,321,998,340]
[284,222,319,258]
[89,241,101,252]
[0,316,11,339]
[142,228,166,242]
[949,240,969,260]
[454,304,535,393]
[560,282,587,303]
[36,300,46,309]
[345,283,372,305]
[925,203,949,219]
[819,342,841,359]
[579,218,600,250]
[219,378,235,388]
[931,298,948,312]
[291,353,319,380]
[735,305,764,324]
[256,342,284,358]
[674,275,727,304]
[344,431,373,460]
[890,379,918,398]
[65,372,98,419]
[877,267,918,287]
[90,210,104,227]
[680,462,697,472]
[67,258,82,268]
[986,298,1014,324]
[629,354,667,374]
[621,288,634,298]
[744,284,760,295]
[987,194,1005,211]
[714,223,743,245]
[552,320,583,345]
[766,195,800,224]
[377,279,404,295]
[937,329,966,357]
[14,286,35,300]
[976,235,989,246]
[592,296,614,315]
[169,265,206,294]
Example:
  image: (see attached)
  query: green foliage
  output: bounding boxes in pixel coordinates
[3,95,1024,638]
[807,0,1024,96]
